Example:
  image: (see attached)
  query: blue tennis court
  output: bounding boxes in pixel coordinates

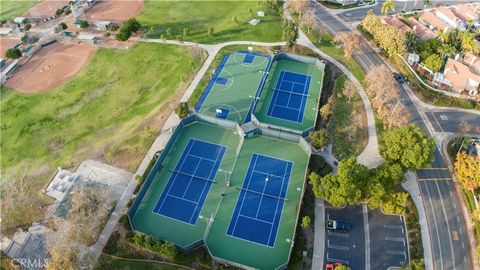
[267,71,311,123]
[227,153,292,247]
[153,139,226,225]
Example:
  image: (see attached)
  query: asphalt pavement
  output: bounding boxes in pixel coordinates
[369,209,409,269]
[311,1,474,268]
[425,111,480,133]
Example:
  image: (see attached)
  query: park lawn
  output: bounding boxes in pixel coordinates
[137,1,283,44]
[329,75,368,160]
[1,42,205,193]
[0,0,39,20]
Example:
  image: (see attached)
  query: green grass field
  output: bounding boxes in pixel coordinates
[0,43,205,192]
[329,75,368,159]
[137,1,283,44]
[0,0,38,20]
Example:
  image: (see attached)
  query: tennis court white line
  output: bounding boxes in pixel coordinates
[268,71,285,116]
[185,153,217,162]
[267,160,289,245]
[251,168,285,178]
[297,76,311,122]
[181,158,202,198]
[166,194,198,205]
[238,214,274,225]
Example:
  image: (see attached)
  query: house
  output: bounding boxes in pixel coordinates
[435,7,467,31]
[452,4,479,23]
[419,11,450,33]
[77,34,96,44]
[463,52,480,75]
[381,16,411,33]
[407,17,437,40]
[435,57,480,96]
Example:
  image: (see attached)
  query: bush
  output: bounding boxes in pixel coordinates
[24,23,31,31]
[59,22,68,30]
[65,9,72,15]
[310,129,329,149]
[55,8,64,17]
[174,102,189,118]
[108,23,119,31]
[381,192,408,215]
[301,216,311,229]
[80,20,89,29]
[5,48,22,59]
[134,175,145,185]
[103,32,111,37]
[132,232,177,260]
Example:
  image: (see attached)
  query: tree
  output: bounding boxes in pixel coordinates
[59,22,68,30]
[108,23,119,31]
[80,20,89,28]
[183,27,189,38]
[309,158,369,207]
[461,31,478,53]
[366,162,405,209]
[289,0,308,19]
[422,53,443,73]
[282,20,297,47]
[454,151,480,191]
[387,101,410,128]
[320,95,334,121]
[55,8,64,17]
[301,10,316,34]
[24,23,31,31]
[381,192,409,215]
[208,26,214,37]
[361,13,407,57]
[301,216,311,229]
[46,240,80,270]
[380,125,435,171]
[423,0,430,10]
[174,102,189,118]
[165,27,171,37]
[436,30,449,43]
[309,129,328,149]
[334,32,362,59]
[342,79,356,103]
[381,0,395,15]
[5,48,21,59]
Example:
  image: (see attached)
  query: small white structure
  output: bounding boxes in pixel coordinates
[13,17,25,24]
[0,28,12,35]
[407,53,420,66]
[249,19,260,26]
[77,34,96,44]
[256,11,265,17]
[92,20,111,31]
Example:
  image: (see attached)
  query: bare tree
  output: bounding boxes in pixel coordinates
[459,121,472,134]
[334,32,362,59]
[288,0,309,19]
[301,10,316,34]
[387,101,410,128]
[0,172,41,228]
[342,79,357,103]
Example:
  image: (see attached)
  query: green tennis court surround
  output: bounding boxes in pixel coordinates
[129,51,322,269]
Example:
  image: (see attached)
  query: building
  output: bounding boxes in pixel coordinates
[381,16,412,33]
[92,20,111,31]
[435,57,480,96]
[452,4,479,23]
[77,34,96,44]
[407,17,437,40]
[435,7,467,31]
[419,11,450,33]
[463,52,480,75]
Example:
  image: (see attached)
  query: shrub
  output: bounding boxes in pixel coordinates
[59,22,68,30]
[80,20,89,29]
[103,32,110,37]
[24,23,31,31]
[132,232,177,259]
[5,48,22,59]
[174,102,189,118]
[55,8,64,17]
[301,216,311,229]
[310,129,329,149]
[108,23,119,31]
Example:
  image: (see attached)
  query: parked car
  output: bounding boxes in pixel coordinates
[326,219,351,233]
[393,72,406,83]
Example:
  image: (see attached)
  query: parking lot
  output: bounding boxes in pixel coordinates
[324,204,365,269]
[369,209,409,269]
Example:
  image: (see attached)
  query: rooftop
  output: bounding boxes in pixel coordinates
[407,17,437,40]
[419,11,449,31]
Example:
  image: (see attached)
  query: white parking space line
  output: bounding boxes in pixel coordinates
[328,232,349,237]
[387,250,407,260]
[328,240,349,251]
[385,237,406,247]
[326,255,349,265]
[384,224,402,229]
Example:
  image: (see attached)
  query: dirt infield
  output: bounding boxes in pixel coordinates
[25,0,69,18]
[86,0,144,22]
[0,37,20,58]
[5,42,96,93]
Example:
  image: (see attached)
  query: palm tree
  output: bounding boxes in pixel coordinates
[461,32,478,53]
[381,0,395,15]
[436,30,449,43]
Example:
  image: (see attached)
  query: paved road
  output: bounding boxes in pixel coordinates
[425,111,480,133]
[311,1,473,269]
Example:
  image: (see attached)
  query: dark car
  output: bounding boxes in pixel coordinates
[393,72,406,83]
[326,219,351,233]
